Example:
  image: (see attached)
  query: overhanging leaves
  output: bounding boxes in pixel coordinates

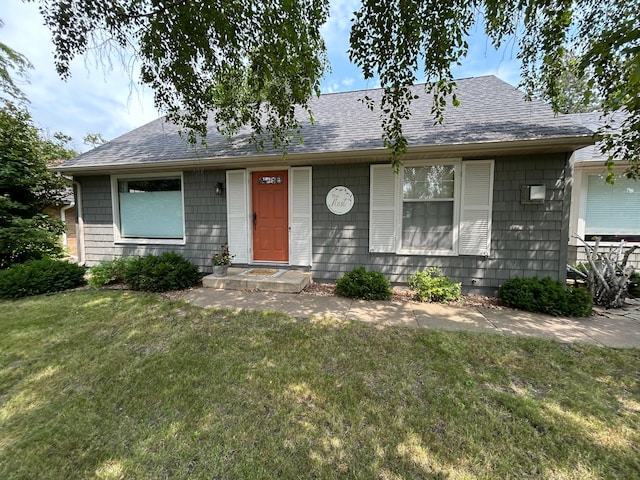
[0,19,33,104]
[34,0,640,176]
[38,0,328,150]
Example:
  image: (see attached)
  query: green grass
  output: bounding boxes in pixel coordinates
[1,290,639,479]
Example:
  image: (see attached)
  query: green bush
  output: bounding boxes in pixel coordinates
[629,272,640,298]
[88,257,133,287]
[0,258,86,299]
[123,252,201,292]
[498,277,592,317]
[566,286,595,317]
[335,267,392,300]
[407,267,461,303]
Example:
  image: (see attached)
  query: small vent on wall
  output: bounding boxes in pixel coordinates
[521,185,546,204]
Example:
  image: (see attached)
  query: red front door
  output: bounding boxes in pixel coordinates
[252,171,289,262]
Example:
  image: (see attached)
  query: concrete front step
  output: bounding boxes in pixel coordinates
[202,267,311,293]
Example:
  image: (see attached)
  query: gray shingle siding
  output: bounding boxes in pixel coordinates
[489,153,571,293]
[78,154,571,294]
[312,165,370,280]
[78,170,227,270]
[311,154,571,295]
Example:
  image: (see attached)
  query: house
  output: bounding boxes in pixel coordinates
[55,76,594,295]
[43,186,78,260]
[567,111,640,267]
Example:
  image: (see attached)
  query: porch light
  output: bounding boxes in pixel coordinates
[521,184,546,204]
[215,182,225,196]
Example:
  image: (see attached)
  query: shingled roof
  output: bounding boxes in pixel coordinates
[568,111,626,163]
[57,75,593,173]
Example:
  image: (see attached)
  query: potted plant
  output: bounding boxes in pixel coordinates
[211,244,234,277]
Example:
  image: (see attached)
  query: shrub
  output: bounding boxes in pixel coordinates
[565,286,594,317]
[335,267,392,300]
[407,267,461,303]
[629,272,640,299]
[0,258,86,299]
[88,257,133,287]
[498,277,592,317]
[123,252,201,292]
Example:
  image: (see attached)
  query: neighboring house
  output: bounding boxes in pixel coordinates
[55,76,593,295]
[43,186,78,260]
[567,111,640,267]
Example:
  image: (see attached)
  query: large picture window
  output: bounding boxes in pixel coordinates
[112,174,184,242]
[585,174,640,242]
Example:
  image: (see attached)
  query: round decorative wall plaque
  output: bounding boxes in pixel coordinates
[326,186,354,215]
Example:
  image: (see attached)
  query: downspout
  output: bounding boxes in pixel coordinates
[60,202,75,258]
[73,181,86,266]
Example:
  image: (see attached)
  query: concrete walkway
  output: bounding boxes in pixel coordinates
[182,289,640,349]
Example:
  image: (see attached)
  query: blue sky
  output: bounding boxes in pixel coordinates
[3,0,522,152]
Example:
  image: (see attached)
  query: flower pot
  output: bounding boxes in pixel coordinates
[213,265,229,277]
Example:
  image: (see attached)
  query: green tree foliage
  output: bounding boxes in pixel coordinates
[534,51,602,114]
[37,0,328,150]
[83,132,107,149]
[36,0,639,176]
[349,0,639,174]
[0,102,75,268]
[0,19,32,104]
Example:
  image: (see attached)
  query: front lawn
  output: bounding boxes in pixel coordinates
[1,290,638,479]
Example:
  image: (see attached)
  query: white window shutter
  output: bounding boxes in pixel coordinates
[226,169,249,263]
[369,164,397,253]
[459,160,494,256]
[289,167,312,266]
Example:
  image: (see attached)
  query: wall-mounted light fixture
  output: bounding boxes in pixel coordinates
[520,184,546,204]
[215,182,225,196]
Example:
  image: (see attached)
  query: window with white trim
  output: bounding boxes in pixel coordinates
[370,159,493,256]
[112,174,185,243]
[585,174,640,242]
[402,164,457,252]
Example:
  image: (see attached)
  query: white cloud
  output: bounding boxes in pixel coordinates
[322,0,360,35]
[320,0,360,58]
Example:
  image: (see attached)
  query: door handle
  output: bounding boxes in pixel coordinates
[253,212,257,230]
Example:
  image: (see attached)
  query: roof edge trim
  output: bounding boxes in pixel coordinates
[53,135,594,174]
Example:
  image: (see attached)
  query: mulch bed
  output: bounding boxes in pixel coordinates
[301,282,507,309]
